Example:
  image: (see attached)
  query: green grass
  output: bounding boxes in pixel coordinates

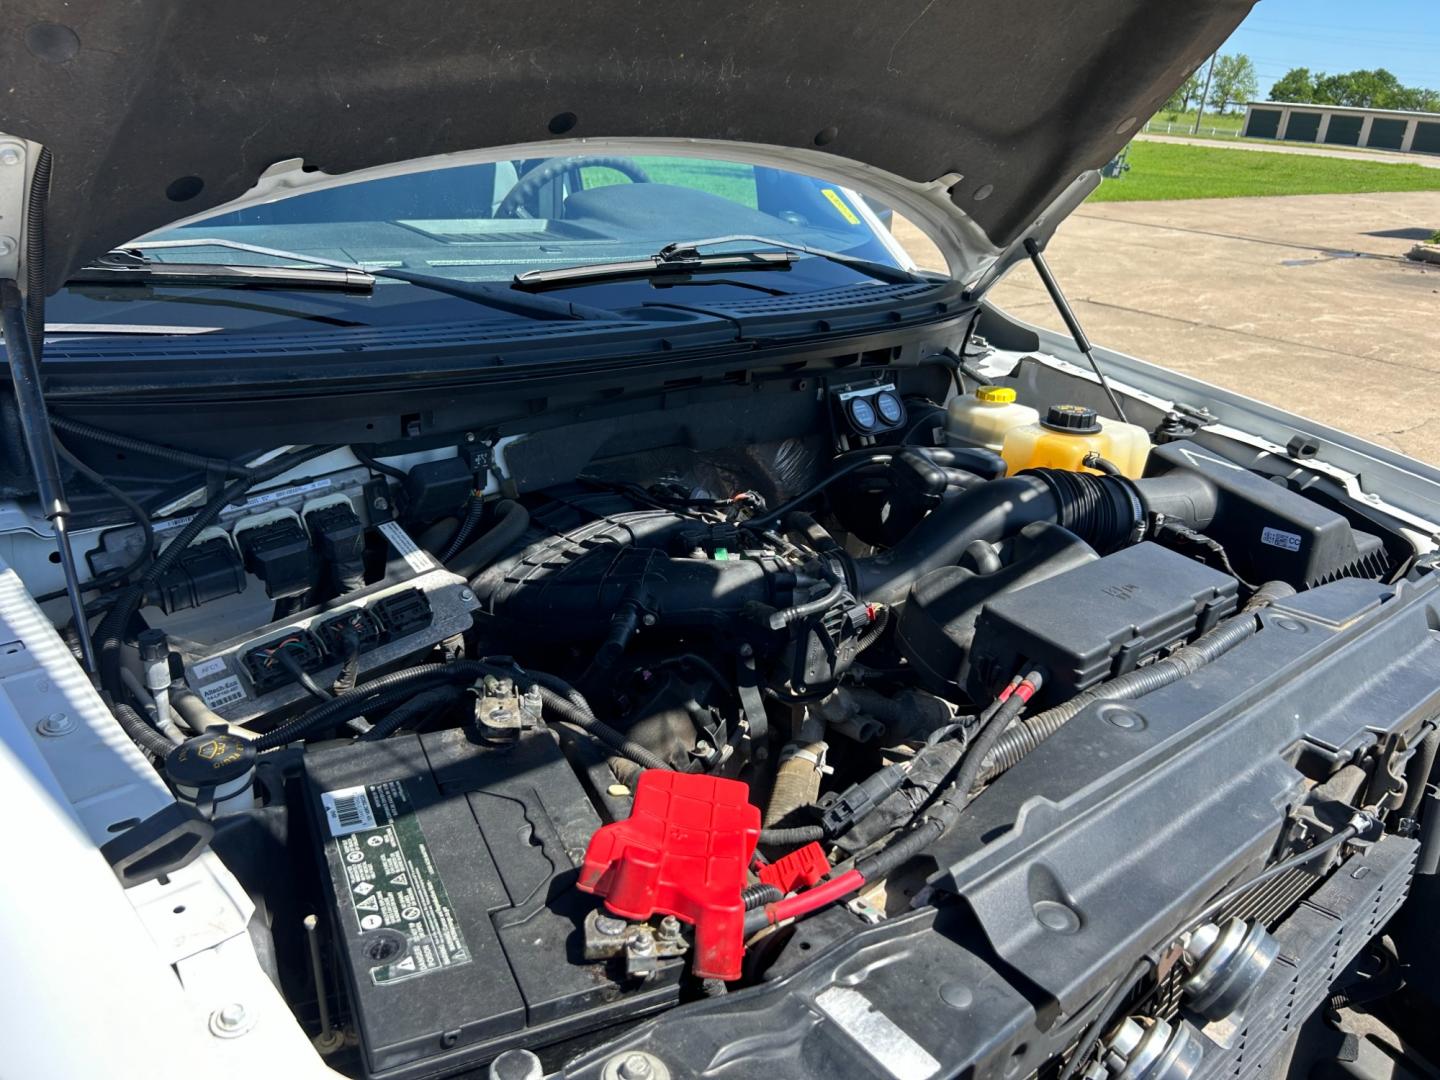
[1089,140,1440,202]
[1146,110,1246,136]
[577,157,758,206]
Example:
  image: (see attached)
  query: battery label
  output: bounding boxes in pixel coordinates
[326,778,471,985]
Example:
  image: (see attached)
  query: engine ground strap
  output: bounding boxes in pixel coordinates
[736,646,768,752]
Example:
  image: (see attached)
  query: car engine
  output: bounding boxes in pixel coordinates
[31,349,1440,1080]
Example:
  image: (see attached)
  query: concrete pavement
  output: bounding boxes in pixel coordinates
[893,191,1440,464]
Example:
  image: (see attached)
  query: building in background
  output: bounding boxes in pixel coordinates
[1243,101,1440,154]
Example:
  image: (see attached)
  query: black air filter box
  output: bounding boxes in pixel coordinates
[966,542,1239,705]
[1145,441,1387,587]
[895,523,1098,697]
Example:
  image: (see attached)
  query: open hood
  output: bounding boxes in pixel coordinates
[2,0,1253,294]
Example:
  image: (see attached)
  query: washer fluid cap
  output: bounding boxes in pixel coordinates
[976,386,1017,404]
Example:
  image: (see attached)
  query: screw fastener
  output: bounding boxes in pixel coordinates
[0,237,17,258]
[36,712,73,737]
[618,1054,654,1080]
[209,1002,256,1037]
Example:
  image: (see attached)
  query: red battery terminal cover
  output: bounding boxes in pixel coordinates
[578,771,760,981]
[757,841,831,894]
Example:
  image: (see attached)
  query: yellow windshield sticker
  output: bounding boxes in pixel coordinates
[821,188,861,225]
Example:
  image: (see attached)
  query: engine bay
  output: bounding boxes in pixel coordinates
[13,335,1440,1080]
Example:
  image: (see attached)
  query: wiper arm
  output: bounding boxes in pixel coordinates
[515,234,924,291]
[70,259,377,291]
[75,241,621,320]
[657,234,924,285]
[376,267,619,321]
[114,237,376,272]
[514,250,794,289]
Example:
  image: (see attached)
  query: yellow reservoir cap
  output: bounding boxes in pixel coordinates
[975,386,1017,404]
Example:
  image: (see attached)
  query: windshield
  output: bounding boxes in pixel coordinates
[138,154,918,286]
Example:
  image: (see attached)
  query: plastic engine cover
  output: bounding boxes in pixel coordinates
[966,541,1239,704]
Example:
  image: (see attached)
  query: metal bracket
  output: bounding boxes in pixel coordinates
[0,133,33,284]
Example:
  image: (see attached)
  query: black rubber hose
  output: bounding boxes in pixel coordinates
[451,499,531,581]
[255,659,672,773]
[361,684,462,741]
[853,471,1137,603]
[50,415,252,479]
[758,824,826,847]
[767,578,846,630]
[783,511,842,554]
[525,671,672,771]
[742,883,784,909]
[113,701,174,758]
[439,492,486,563]
[255,664,467,749]
[1081,451,1123,476]
[747,454,895,529]
[978,582,1295,784]
[1399,725,1439,822]
[23,147,51,359]
[964,539,1002,575]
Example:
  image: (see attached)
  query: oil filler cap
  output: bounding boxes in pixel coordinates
[166,727,257,816]
[1041,403,1101,433]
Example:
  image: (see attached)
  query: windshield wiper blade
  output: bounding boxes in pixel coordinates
[513,250,794,289]
[114,237,376,272]
[516,234,925,291]
[69,259,377,290]
[658,234,925,285]
[76,241,620,320]
[376,267,619,321]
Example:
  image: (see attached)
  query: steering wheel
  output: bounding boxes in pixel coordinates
[496,156,653,219]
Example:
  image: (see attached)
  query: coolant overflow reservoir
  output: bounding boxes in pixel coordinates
[945,385,1039,452]
[1001,404,1151,478]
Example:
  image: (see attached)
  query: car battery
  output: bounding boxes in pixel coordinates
[303,728,681,1079]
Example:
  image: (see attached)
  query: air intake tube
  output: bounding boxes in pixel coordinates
[855,468,1213,604]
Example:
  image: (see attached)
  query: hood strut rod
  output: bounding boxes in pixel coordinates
[1022,237,1128,423]
[0,280,96,672]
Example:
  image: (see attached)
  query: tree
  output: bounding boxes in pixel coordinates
[1269,67,1315,103]
[1314,68,1405,108]
[1208,54,1258,114]
[1260,65,1439,113]
[1163,71,1205,113]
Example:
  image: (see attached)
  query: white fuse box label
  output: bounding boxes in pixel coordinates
[1260,526,1302,552]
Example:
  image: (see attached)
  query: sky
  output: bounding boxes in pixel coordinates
[1215,0,1440,95]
